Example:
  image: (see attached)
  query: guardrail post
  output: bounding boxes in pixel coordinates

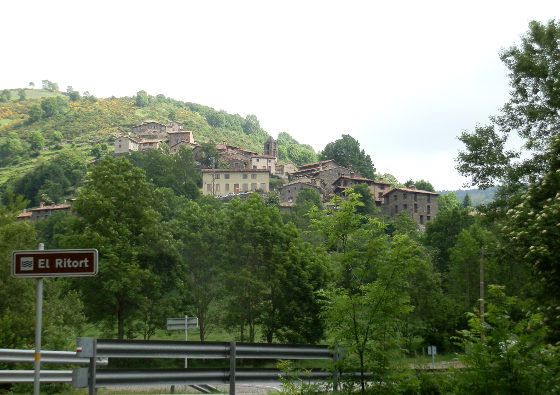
[333,346,340,392]
[88,338,97,395]
[229,341,236,395]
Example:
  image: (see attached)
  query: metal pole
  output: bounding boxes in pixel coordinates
[88,338,97,395]
[33,243,44,395]
[480,246,485,320]
[229,341,236,395]
[184,315,188,368]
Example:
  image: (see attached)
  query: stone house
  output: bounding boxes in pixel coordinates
[168,130,197,153]
[114,136,162,155]
[250,155,276,173]
[263,136,278,158]
[333,175,391,204]
[17,202,72,222]
[289,160,363,199]
[381,187,438,226]
[280,178,323,203]
[275,163,298,179]
[132,120,183,139]
[201,168,270,196]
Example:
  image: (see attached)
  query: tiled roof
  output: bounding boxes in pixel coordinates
[31,204,71,211]
[383,187,439,196]
[201,168,270,173]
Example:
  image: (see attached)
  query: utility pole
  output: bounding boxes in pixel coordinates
[479,246,485,339]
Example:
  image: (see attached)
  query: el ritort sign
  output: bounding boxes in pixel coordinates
[12,249,98,278]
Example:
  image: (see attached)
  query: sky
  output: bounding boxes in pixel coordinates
[2,1,558,190]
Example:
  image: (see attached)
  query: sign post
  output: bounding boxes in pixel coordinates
[12,248,98,395]
[167,316,198,368]
[428,345,437,369]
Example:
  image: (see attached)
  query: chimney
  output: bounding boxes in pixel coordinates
[409,184,416,190]
[40,202,44,208]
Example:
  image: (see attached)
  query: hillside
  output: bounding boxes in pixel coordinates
[0,87,317,185]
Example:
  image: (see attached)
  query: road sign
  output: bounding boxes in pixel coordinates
[167,317,198,331]
[12,249,98,278]
[428,345,437,355]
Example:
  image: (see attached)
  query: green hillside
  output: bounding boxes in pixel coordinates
[0,86,317,190]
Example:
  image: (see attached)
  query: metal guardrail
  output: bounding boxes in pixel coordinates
[76,338,333,360]
[73,368,332,387]
[73,338,339,395]
[0,370,73,384]
[0,348,107,365]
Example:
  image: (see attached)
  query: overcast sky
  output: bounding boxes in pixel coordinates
[3,1,558,190]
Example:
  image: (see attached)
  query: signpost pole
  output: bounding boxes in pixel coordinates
[33,243,44,395]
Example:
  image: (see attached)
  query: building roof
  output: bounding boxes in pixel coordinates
[383,187,439,196]
[335,175,391,185]
[201,168,270,173]
[296,159,340,170]
[168,130,193,135]
[252,155,276,159]
[31,204,71,211]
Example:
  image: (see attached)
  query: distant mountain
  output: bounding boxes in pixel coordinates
[438,186,497,207]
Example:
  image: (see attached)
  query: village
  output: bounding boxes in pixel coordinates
[19,120,438,226]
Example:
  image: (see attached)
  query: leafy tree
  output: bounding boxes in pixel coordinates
[288,188,322,230]
[29,131,45,153]
[423,207,475,273]
[377,173,402,188]
[0,89,11,102]
[41,80,59,91]
[27,104,44,123]
[352,184,377,216]
[29,81,35,89]
[277,132,318,166]
[66,86,81,102]
[0,133,25,166]
[62,157,174,339]
[135,90,149,107]
[405,179,435,192]
[18,89,26,101]
[454,286,559,394]
[319,134,375,179]
[40,96,67,118]
[91,143,109,159]
[457,20,560,189]
[438,192,461,212]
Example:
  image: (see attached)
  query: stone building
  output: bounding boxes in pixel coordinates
[381,187,438,226]
[263,136,278,158]
[250,155,276,173]
[280,178,323,203]
[333,175,391,204]
[275,163,298,179]
[201,168,270,196]
[132,120,183,139]
[17,202,72,222]
[114,136,162,155]
[289,160,363,199]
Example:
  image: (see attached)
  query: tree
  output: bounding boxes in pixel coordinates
[29,81,35,89]
[405,179,435,192]
[41,80,58,91]
[40,96,67,118]
[18,89,26,101]
[457,20,560,188]
[454,286,559,394]
[135,90,149,107]
[352,184,377,216]
[64,157,174,339]
[66,86,81,102]
[462,193,472,209]
[438,192,461,212]
[377,173,402,188]
[0,132,25,166]
[319,134,375,179]
[29,131,45,153]
[0,89,11,102]
[91,143,109,159]
[27,104,44,123]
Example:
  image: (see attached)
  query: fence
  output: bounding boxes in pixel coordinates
[73,338,340,395]
[0,348,107,384]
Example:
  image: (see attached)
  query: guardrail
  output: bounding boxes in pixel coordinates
[73,338,340,395]
[0,348,107,385]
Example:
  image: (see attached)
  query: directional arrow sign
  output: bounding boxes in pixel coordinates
[12,249,98,278]
[167,317,198,330]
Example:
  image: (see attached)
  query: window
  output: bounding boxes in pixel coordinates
[253,166,257,169]
[243,174,248,179]
[380,185,385,190]
[378,192,383,198]
[225,184,229,193]
[234,184,239,193]
[251,174,257,179]
[420,215,424,224]
[260,183,266,190]
[215,184,220,193]
[403,192,407,199]
[427,205,431,214]
[394,194,398,201]
[414,193,417,202]
[251,183,257,191]
[242,183,248,191]
[206,184,212,192]
[414,203,418,213]
[225,174,230,179]
[215,173,220,179]
[427,216,431,221]
[394,205,398,214]
[403,204,408,210]
[427,195,431,203]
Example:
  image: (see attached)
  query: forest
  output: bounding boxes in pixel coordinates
[1,20,559,394]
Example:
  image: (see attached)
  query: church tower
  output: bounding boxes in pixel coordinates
[264,136,278,158]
